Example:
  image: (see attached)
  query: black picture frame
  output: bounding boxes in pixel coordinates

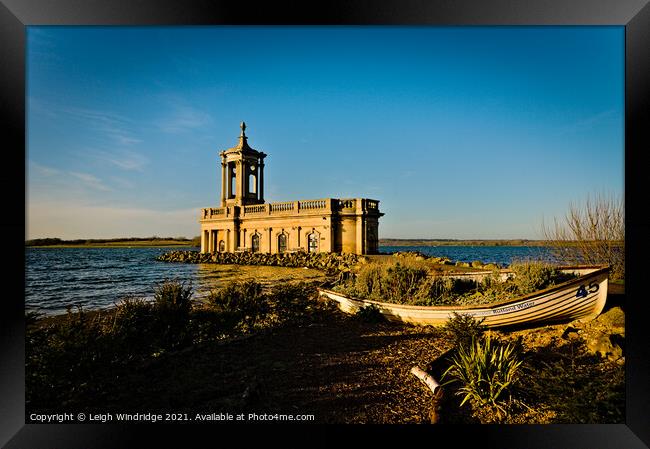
[2,0,649,447]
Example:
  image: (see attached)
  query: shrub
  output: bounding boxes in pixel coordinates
[542,193,624,280]
[111,297,155,353]
[354,304,384,322]
[267,282,319,324]
[442,312,486,348]
[153,279,194,349]
[509,261,564,295]
[442,334,523,420]
[379,262,428,302]
[354,263,383,298]
[207,280,268,327]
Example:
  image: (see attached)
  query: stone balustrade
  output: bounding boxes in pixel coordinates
[270,201,294,212]
[244,204,266,214]
[201,197,381,221]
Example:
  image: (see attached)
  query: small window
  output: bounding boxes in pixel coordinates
[251,234,260,253]
[278,233,287,253]
[308,233,319,253]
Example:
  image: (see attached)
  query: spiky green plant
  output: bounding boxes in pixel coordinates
[442,334,523,418]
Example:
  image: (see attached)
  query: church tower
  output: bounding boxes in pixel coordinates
[219,122,267,207]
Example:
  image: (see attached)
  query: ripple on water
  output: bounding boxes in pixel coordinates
[26,245,557,315]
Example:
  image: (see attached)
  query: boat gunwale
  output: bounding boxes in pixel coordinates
[318,265,609,311]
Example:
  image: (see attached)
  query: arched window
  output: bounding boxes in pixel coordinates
[251,234,260,253]
[218,240,225,252]
[278,233,287,253]
[249,165,257,194]
[230,165,236,198]
[308,232,319,253]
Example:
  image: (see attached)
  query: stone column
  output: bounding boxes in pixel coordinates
[240,162,247,199]
[255,162,260,200]
[220,158,226,207]
[356,198,364,255]
[234,160,241,201]
[258,159,264,203]
[226,163,232,199]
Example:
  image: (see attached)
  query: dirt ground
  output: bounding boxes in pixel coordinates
[67,291,624,424]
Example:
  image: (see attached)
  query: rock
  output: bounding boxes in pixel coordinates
[586,333,624,361]
[561,325,581,340]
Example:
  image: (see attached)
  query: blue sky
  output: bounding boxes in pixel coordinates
[26,26,624,240]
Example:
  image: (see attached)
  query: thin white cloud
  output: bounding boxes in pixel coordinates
[28,161,62,177]
[51,105,143,148]
[557,109,618,135]
[109,176,136,190]
[158,106,212,133]
[88,149,149,172]
[68,171,112,191]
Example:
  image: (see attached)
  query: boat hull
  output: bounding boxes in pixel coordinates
[318,266,609,328]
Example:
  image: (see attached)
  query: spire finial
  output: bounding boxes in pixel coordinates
[240,121,246,137]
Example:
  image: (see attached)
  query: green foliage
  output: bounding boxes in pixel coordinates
[354,304,385,323]
[509,261,568,295]
[442,334,524,420]
[26,278,329,411]
[381,262,429,302]
[442,313,486,348]
[207,280,268,328]
[111,297,155,352]
[354,263,383,298]
[153,279,194,349]
[26,306,113,407]
[268,282,319,324]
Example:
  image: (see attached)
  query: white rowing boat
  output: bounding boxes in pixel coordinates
[318,266,609,328]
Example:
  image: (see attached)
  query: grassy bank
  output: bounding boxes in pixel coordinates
[26,274,624,424]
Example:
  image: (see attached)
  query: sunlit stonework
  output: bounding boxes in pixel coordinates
[199,122,383,254]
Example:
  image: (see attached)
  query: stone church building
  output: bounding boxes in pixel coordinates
[199,122,383,255]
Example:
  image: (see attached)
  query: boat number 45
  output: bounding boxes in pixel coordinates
[576,281,599,298]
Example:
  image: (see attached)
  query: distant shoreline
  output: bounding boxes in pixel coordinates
[25,237,598,248]
[26,238,549,248]
[25,237,199,248]
[379,239,552,247]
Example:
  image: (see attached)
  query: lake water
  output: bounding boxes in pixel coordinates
[380,245,557,266]
[25,245,556,315]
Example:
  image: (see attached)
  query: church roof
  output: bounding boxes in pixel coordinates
[222,121,266,157]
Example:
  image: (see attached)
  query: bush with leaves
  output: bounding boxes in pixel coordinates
[207,280,268,328]
[153,279,194,349]
[442,312,486,348]
[509,261,572,295]
[110,296,155,354]
[380,262,429,302]
[354,304,385,323]
[267,282,320,324]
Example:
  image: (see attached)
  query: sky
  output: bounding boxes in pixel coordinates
[26,26,624,240]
